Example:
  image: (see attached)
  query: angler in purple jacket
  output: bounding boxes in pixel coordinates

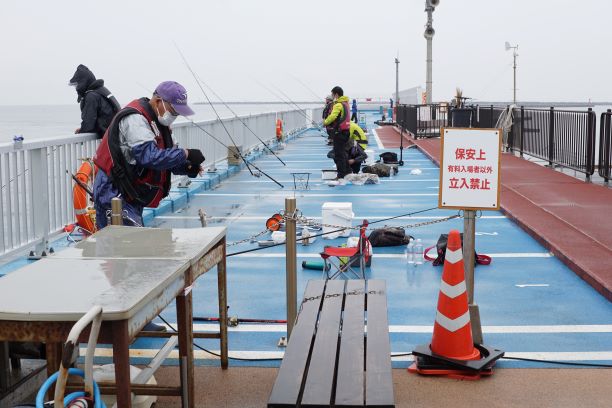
[93,81,205,228]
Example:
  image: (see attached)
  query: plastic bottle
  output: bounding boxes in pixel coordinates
[301,226,311,245]
[405,240,415,264]
[414,238,424,265]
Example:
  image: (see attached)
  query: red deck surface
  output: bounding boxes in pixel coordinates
[375,126,612,301]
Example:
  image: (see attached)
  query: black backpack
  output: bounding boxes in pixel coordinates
[379,152,398,164]
[424,233,491,266]
[368,227,413,247]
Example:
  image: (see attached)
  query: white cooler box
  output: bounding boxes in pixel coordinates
[322,202,354,239]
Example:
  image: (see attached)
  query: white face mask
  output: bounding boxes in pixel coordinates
[157,100,178,126]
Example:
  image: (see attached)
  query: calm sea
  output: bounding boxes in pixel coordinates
[0,103,322,144]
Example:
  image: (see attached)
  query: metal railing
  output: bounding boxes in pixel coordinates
[0,108,316,259]
[510,107,596,179]
[396,104,449,138]
[599,110,612,182]
[474,105,506,129]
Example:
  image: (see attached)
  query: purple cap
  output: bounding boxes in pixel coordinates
[154,81,195,116]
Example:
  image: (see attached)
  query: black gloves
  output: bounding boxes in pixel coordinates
[186,149,205,177]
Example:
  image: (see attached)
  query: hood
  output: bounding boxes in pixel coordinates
[336,96,350,103]
[69,64,96,95]
[89,79,104,90]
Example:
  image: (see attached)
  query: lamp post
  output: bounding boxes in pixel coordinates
[505,42,518,104]
[395,56,400,107]
[424,0,439,104]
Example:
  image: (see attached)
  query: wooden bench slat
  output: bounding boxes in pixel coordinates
[365,280,395,407]
[334,279,366,407]
[268,280,326,408]
[301,279,346,407]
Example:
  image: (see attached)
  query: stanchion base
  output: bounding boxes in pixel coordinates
[408,343,504,380]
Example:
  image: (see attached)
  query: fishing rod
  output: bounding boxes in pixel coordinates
[182,115,284,188]
[272,85,324,131]
[254,79,322,131]
[67,170,93,198]
[196,74,286,166]
[174,44,284,188]
[174,44,255,177]
[291,74,323,101]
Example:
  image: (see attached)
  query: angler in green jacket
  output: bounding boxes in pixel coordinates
[323,86,351,178]
[349,121,368,150]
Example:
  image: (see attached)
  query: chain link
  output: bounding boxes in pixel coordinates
[284,212,460,233]
[226,209,460,247]
[226,228,270,247]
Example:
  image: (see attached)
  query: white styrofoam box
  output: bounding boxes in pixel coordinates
[322,169,337,180]
[322,202,354,239]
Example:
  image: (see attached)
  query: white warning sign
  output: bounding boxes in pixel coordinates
[439,128,501,210]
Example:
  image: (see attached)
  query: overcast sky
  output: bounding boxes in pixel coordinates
[1,0,610,105]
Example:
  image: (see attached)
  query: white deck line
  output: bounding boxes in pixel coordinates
[239,168,439,172]
[137,323,612,334]
[193,193,439,197]
[230,252,553,258]
[258,160,434,164]
[371,127,384,149]
[222,179,441,183]
[83,348,612,362]
[155,215,507,220]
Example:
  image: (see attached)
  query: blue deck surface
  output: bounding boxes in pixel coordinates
[2,112,611,369]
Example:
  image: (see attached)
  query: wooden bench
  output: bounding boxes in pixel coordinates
[268,279,395,407]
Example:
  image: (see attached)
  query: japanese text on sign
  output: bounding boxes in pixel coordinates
[439,128,501,210]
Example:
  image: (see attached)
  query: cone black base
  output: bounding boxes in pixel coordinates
[410,343,504,377]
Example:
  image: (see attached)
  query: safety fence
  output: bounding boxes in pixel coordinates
[395,104,449,138]
[397,103,598,180]
[0,108,318,259]
[599,110,612,181]
[508,107,596,178]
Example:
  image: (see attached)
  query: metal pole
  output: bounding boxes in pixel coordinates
[513,50,517,104]
[426,35,433,104]
[395,57,400,108]
[285,197,297,338]
[110,197,123,226]
[31,148,50,257]
[463,209,482,344]
[424,3,434,105]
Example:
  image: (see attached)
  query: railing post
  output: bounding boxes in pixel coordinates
[285,197,297,339]
[605,110,612,183]
[586,108,594,182]
[548,107,555,167]
[110,197,123,226]
[30,147,50,257]
[520,106,525,157]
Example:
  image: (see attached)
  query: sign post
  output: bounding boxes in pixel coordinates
[439,128,502,343]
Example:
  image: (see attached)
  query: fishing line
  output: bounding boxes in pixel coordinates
[174,43,284,188]
[157,315,283,362]
[272,85,324,131]
[174,43,255,176]
[254,79,322,131]
[196,74,286,166]
[290,74,323,100]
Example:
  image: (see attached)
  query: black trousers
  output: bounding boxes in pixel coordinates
[351,112,357,122]
[333,130,350,178]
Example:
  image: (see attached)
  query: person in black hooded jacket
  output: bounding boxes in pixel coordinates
[69,64,121,138]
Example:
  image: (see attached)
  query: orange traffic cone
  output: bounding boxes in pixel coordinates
[430,229,480,361]
[408,229,504,379]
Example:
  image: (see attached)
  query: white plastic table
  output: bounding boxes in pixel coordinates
[0,226,227,408]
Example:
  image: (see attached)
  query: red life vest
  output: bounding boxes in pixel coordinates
[331,100,351,132]
[94,98,173,208]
